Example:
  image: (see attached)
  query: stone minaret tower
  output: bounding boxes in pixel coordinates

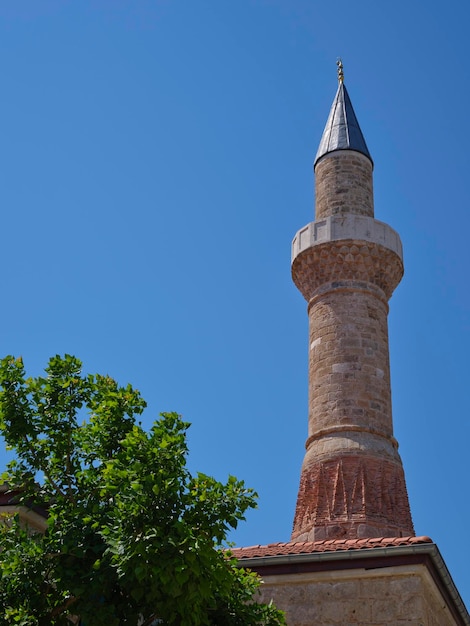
[233,65,468,626]
[291,62,414,542]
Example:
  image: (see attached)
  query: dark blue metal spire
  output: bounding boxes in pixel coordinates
[314,64,372,167]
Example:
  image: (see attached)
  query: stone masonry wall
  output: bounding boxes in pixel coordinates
[256,566,459,626]
[307,287,392,439]
[315,151,374,219]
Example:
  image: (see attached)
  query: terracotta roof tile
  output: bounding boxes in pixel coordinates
[230,536,433,560]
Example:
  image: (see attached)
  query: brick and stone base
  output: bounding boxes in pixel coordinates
[292,454,413,541]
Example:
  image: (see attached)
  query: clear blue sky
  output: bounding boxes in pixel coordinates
[0,0,469,610]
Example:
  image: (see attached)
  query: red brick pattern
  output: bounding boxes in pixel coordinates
[292,455,413,541]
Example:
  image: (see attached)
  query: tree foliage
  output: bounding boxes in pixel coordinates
[0,355,285,626]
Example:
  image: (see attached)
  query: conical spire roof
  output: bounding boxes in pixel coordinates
[314,78,372,167]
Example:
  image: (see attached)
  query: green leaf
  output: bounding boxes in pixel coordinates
[0,355,286,626]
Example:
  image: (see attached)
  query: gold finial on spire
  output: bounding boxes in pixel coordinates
[336,58,344,83]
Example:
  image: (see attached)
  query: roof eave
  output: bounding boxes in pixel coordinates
[235,543,470,626]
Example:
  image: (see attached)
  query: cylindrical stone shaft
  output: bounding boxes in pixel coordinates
[315,152,374,219]
[291,147,414,542]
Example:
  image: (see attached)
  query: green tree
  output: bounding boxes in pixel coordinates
[0,355,285,626]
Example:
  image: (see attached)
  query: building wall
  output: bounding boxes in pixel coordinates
[256,564,459,626]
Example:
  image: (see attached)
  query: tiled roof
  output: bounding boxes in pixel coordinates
[231,536,433,560]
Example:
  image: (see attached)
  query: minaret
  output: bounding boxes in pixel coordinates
[291,61,414,541]
[233,63,469,626]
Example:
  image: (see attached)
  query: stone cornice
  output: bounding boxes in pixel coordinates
[292,215,403,262]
